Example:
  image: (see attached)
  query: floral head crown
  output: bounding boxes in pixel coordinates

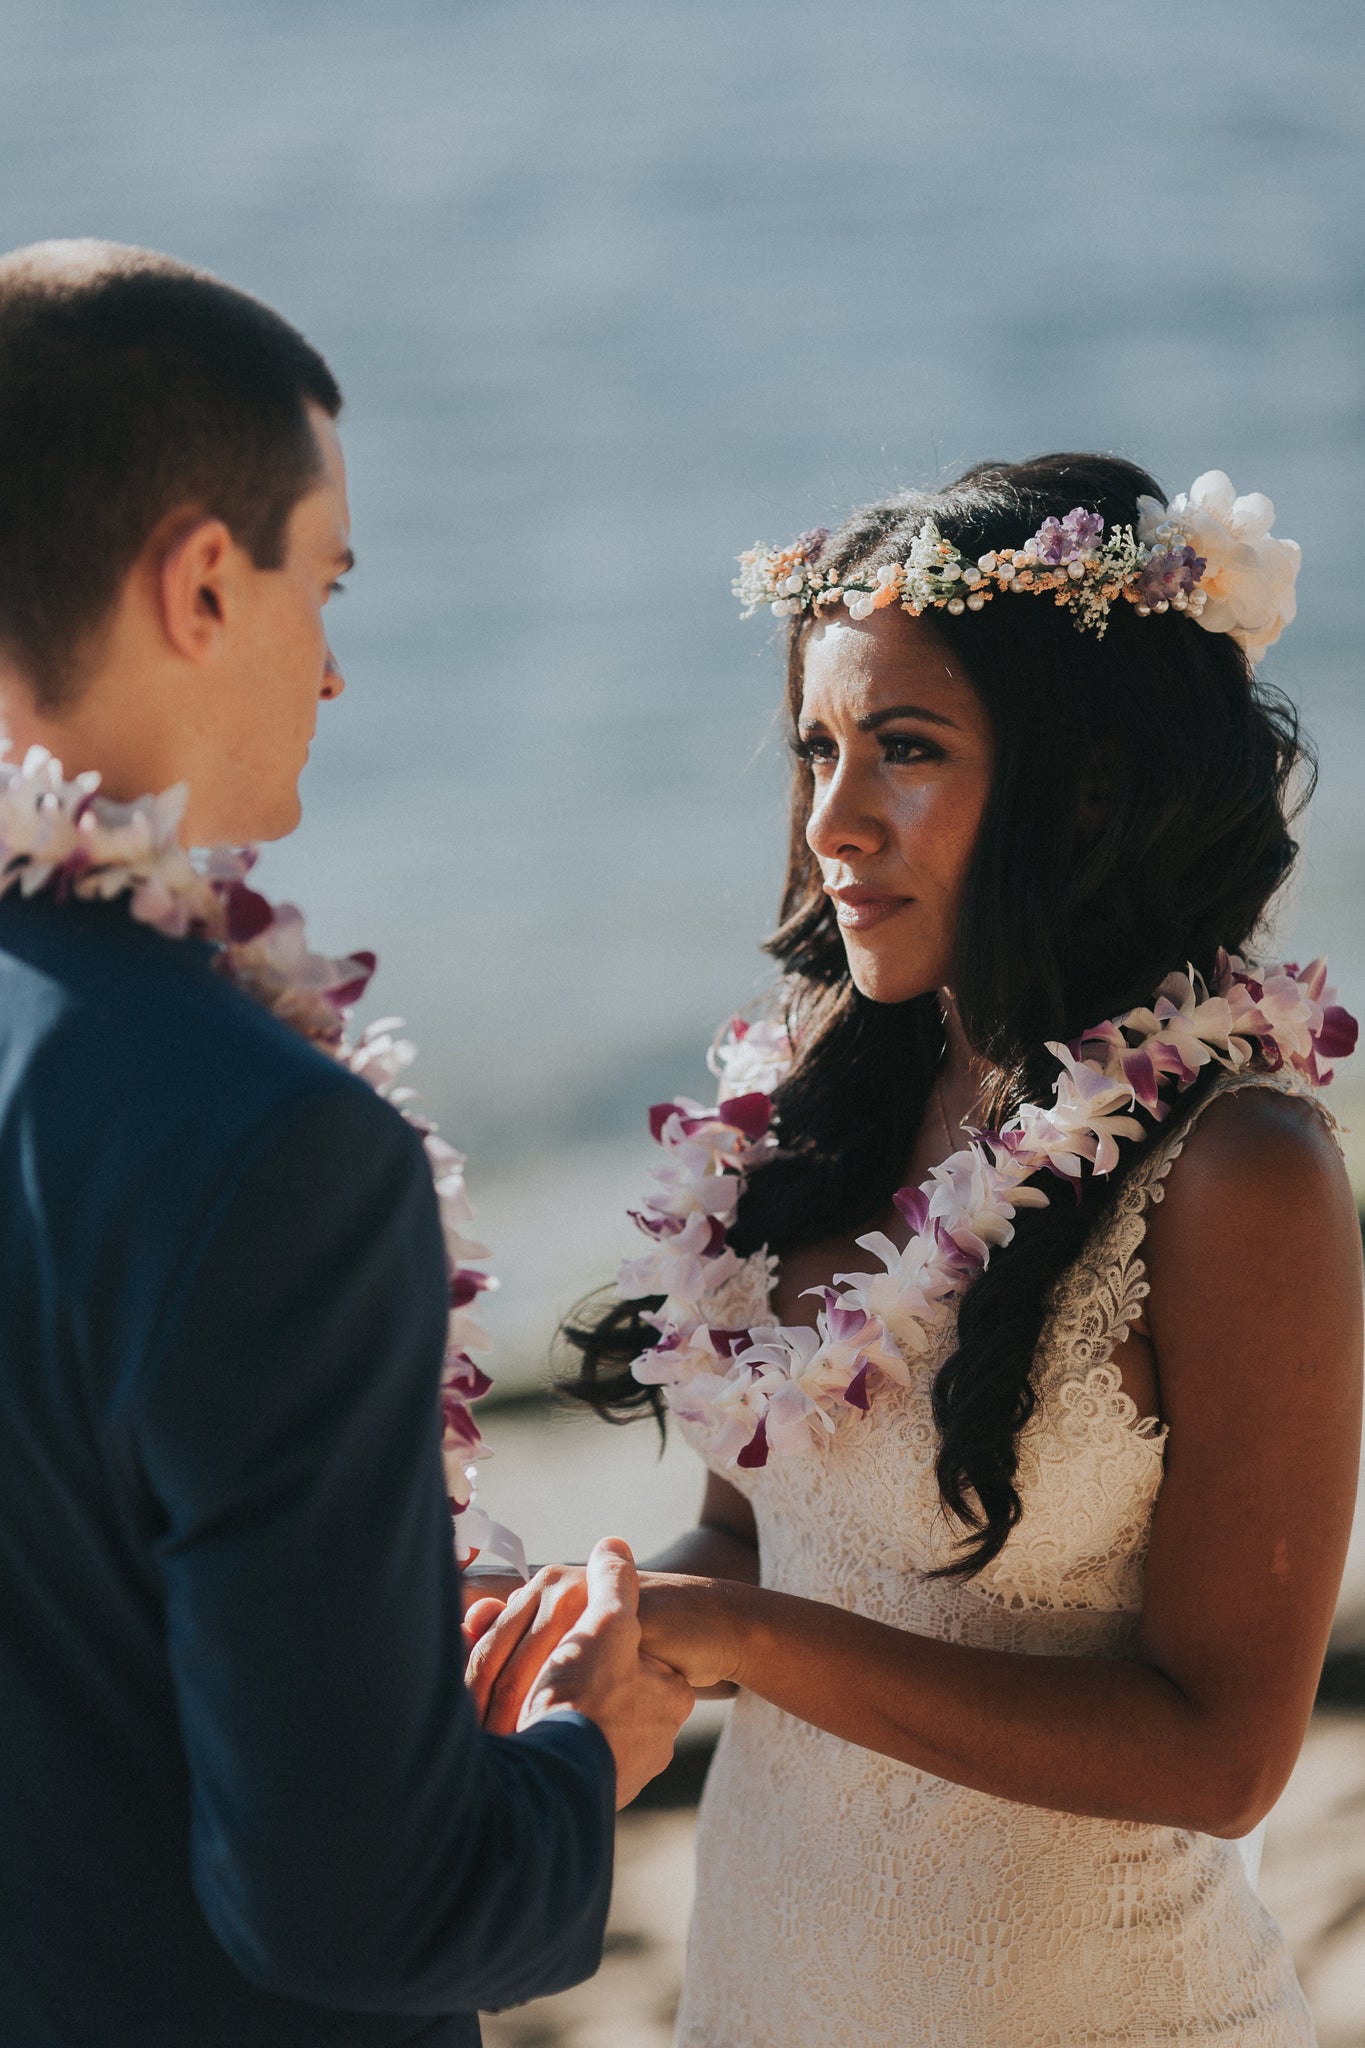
[735,471,1300,665]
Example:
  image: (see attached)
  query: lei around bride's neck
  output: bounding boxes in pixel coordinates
[614,959,1357,1474]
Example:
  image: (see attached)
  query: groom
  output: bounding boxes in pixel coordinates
[0,240,691,2046]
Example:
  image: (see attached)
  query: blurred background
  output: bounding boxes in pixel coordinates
[2,2,1362,2039]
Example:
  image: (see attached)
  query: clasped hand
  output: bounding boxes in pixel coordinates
[465,1555,740,1742]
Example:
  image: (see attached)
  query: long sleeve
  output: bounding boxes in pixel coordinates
[133,1074,615,2017]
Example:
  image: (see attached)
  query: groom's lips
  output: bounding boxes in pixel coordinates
[826,884,914,932]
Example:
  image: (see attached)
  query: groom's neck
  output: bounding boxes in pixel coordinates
[0,612,210,838]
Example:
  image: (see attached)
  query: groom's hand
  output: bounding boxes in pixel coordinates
[467,1562,591,1733]
[510,1538,694,1810]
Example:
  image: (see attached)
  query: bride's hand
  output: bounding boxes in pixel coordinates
[466,1563,591,1734]
[637,1574,744,1696]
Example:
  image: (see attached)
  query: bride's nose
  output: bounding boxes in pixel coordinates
[806,764,885,862]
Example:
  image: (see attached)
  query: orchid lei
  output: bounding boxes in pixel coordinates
[0,744,523,1575]
[617,963,1357,1473]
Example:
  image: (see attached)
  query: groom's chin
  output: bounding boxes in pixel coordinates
[259,788,304,842]
[187,785,303,850]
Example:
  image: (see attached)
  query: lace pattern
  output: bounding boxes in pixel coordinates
[675,1070,1325,2046]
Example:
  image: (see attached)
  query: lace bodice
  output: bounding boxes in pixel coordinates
[675,1070,1321,2047]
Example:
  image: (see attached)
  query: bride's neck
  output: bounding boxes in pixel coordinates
[937,991,990,1136]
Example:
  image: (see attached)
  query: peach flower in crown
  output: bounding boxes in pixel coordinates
[1136,470,1299,665]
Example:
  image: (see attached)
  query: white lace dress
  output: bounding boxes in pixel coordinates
[675,1071,1319,2047]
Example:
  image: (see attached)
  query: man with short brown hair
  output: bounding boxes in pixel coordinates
[0,239,690,2047]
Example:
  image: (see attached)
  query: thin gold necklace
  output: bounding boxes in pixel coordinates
[933,1071,955,1157]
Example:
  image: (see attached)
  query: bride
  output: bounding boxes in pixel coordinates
[469,453,1362,2045]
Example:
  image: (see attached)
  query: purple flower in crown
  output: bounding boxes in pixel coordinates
[1138,544,1206,607]
[1031,507,1105,566]
[794,527,831,563]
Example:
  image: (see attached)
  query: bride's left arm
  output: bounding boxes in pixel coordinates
[641,1089,1363,1836]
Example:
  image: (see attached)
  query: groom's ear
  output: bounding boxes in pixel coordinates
[153,514,239,664]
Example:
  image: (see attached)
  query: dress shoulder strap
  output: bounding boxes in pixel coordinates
[1034,1066,1338,1403]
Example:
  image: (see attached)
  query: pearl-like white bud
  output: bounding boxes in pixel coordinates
[947,597,966,615]
[966,593,985,611]
[977,553,997,573]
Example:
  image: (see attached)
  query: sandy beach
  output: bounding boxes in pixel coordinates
[482,1711,1365,2048]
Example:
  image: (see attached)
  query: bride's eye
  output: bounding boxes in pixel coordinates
[880,732,943,766]
[791,734,837,767]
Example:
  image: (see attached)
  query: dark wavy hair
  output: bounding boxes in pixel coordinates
[562,452,1310,1574]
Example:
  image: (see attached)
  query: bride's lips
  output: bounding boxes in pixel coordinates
[826,885,914,932]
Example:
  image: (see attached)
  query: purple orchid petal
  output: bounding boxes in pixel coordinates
[718,1091,773,1141]
[844,1362,872,1412]
[628,1208,679,1240]
[223,880,275,944]
[1121,1047,1161,1111]
[1316,1005,1359,1060]
[736,1416,770,1469]
[444,1353,493,1400]
[825,1301,870,1343]
[451,1267,493,1308]
[893,1186,931,1235]
[648,1100,684,1143]
[329,950,377,1007]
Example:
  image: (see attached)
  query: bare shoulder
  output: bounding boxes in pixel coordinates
[1150,1082,1355,1245]
[1144,1081,1362,1382]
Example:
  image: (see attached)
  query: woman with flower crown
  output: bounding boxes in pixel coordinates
[469,454,1362,2046]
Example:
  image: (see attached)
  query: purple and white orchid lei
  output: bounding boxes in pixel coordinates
[0,744,524,1576]
[617,964,1357,1472]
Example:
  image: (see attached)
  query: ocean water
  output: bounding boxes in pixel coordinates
[1,0,1362,1383]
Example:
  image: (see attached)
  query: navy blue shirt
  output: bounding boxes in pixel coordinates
[0,893,615,2045]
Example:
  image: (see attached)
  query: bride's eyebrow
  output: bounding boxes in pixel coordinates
[858,703,960,732]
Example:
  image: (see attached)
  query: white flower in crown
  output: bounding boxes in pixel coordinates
[1137,471,1300,664]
